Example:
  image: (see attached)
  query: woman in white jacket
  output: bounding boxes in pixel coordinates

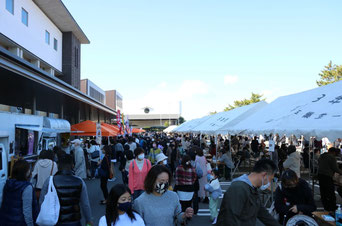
[283,145,301,178]
[31,150,58,199]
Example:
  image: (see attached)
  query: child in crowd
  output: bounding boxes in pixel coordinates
[205,169,222,225]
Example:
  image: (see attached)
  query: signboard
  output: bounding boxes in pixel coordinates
[268,140,275,152]
[96,123,102,145]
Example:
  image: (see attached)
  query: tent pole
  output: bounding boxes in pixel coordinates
[200,132,202,148]
[215,134,218,169]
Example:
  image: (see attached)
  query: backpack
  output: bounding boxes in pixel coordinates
[132,159,150,170]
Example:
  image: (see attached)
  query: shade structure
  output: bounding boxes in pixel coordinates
[173,115,211,133]
[227,81,342,141]
[132,128,146,133]
[71,120,119,136]
[163,125,178,133]
[193,101,267,135]
[101,123,122,135]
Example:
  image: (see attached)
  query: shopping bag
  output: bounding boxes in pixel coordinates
[36,176,60,226]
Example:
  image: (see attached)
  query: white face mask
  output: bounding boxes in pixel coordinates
[138,154,145,160]
[163,160,168,165]
[260,175,270,191]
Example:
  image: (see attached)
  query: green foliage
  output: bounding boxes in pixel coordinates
[316,61,342,86]
[209,111,217,115]
[164,121,170,127]
[224,92,265,112]
[178,116,185,124]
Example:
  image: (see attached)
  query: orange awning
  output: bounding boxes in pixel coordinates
[101,123,123,135]
[71,120,119,136]
[132,128,146,134]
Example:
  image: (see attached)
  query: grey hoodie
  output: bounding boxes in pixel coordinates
[283,151,301,177]
[31,159,58,189]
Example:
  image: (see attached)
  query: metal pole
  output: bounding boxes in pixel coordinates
[200,132,202,148]
[215,134,218,168]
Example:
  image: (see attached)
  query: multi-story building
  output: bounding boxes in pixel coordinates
[0,0,116,124]
[81,79,106,104]
[105,90,123,112]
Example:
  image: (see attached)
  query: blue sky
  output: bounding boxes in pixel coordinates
[63,0,342,120]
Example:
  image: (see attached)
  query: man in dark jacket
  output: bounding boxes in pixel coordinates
[318,147,342,212]
[217,159,280,226]
[40,154,93,226]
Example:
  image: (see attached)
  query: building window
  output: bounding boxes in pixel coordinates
[45,31,50,45]
[75,47,79,68]
[89,87,104,103]
[6,0,14,14]
[21,8,28,26]
[53,38,58,51]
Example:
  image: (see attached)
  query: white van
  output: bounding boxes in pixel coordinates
[0,111,70,202]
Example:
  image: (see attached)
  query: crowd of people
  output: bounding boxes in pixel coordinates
[0,132,341,226]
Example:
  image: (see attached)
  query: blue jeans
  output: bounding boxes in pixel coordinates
[90,161,98,178]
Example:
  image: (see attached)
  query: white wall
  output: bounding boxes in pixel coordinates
[0,0,62,71]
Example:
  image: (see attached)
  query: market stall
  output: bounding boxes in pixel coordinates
[71,120,119,137]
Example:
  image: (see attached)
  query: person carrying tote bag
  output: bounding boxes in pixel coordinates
[36,176,60,226]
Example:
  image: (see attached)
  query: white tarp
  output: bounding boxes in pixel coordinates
[193,101,267,135]
[174,115,211,133]
[172,120,193,132]
[228,81,342,141]
[163,125,178,133]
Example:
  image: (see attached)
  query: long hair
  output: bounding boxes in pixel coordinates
[105,184,136,226]
[181,155,191,170]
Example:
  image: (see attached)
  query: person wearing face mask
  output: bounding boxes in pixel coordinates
[216,159,281,226]
[134,165,194,226]
[99,184,145,226]
[205,169,222,225]
[129,148,152,200]
[0,160,39,226]
[156,153,169,166]
[274,169,316,225]
[174,155,197,212]
[148,142,162,165]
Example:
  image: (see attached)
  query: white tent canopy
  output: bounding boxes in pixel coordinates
[163,125,178,133]
[172,120,194,132]
[173,115,211,133]
[192,101,267,135]
[227,81,342,141]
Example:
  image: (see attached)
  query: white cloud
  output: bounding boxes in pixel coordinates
[224,75,238,85]
[158,82,167,88]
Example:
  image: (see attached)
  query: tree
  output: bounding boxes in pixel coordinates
[316,61,342,86]
[164,121,170,127]
[178,116,185,124]
[224,92,265,112]
[209,111,217,115]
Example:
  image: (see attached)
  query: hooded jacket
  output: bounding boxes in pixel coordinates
[283,152,301,178]
[31,159,58,189]
[205,178,222,200]
[216,174,280,226]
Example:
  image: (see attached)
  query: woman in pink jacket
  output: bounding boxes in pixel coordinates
[129,148,152,200]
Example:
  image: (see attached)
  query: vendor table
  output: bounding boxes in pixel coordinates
[312,212,336,226]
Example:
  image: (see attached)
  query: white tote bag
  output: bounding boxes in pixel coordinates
[36,176,60,226]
